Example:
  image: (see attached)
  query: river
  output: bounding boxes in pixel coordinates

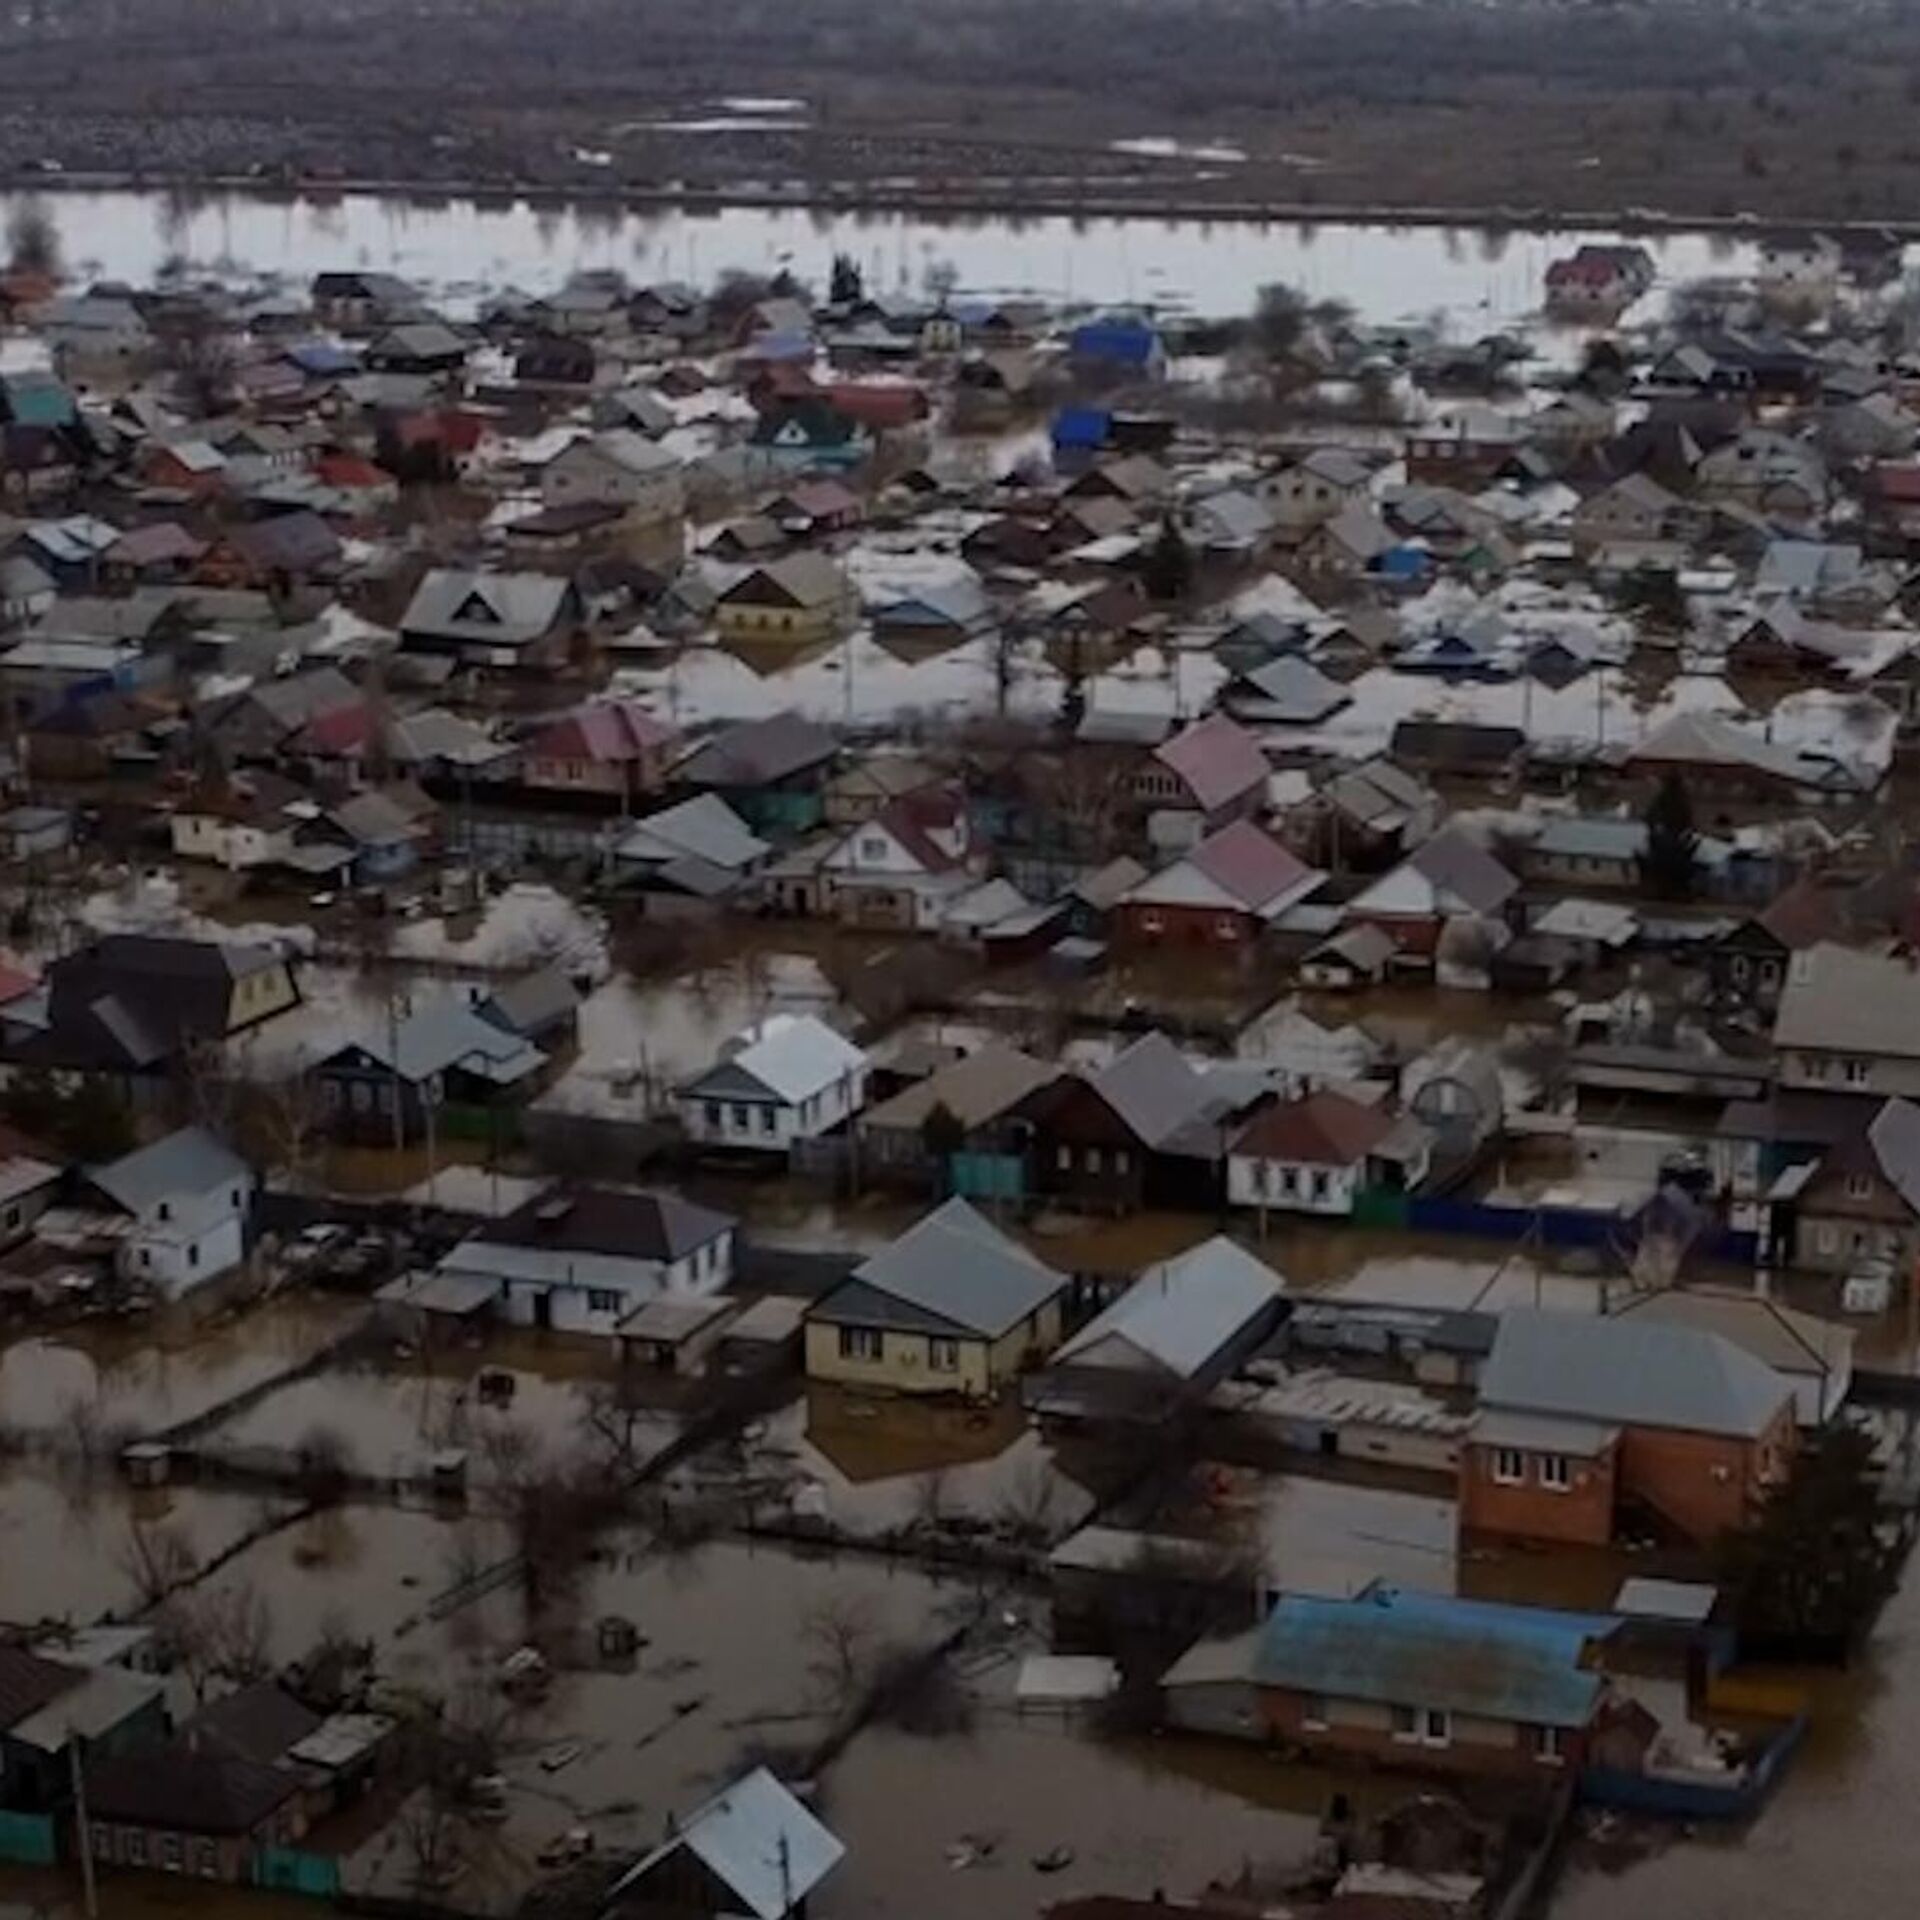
[0,185,1782,327]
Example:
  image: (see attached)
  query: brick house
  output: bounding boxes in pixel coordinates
[1163,1587,1612,1780]
[1114,819,1323,951]
[1790,1096,1920,1275]
[1459,1309,1797,1548]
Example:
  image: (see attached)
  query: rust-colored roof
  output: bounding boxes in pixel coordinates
[1234,1088,1397,1165]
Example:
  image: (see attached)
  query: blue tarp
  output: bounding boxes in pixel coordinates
[1051,407,1113,451]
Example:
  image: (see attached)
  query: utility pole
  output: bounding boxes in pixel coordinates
[69,1731,97,1920]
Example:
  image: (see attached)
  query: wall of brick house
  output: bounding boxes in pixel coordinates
[1457,1442,1616,1547]
[1616,1409,1795,1543]
[1113,903,1253,949]
[1263,1688,1580,1781]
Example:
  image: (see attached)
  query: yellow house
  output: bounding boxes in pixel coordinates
[804,1196,1066,1400]
[714,552,855,646]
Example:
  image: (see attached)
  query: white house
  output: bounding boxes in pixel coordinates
[539,430,687,523]
[1758,236,1841,306]
[1227,1089,1431,1218]
[87,1127,252,1301]
[680,1014,869,1153]
[427,1186,736,1337]
[820,793,971,930]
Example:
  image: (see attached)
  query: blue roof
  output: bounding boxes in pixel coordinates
[1069,319,1163,366]
[1051,407,1113,451]
[1254,1588,1614,1728]
[283,340,360,376]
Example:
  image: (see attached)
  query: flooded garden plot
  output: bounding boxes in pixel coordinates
[1279,1227,1608,1316]
[701,1386,1098,1543]
[0,1464,295,1627]
[0,1293,363,1443]
[199,1330,678,1488]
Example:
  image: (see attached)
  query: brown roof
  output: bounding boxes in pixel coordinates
[1234,1089,1396,1165]
[84,1747,301,1835]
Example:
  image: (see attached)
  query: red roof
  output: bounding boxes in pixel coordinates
[1186,818,1317,913]
[1154,712,1272,815]
[0,962,38,1007]
[315,451,395,490]
[1235,1089,1397,1165]
[825,380,929,430]
[297,701,376,757]
[528,698,676,765]
[868,790,964,872]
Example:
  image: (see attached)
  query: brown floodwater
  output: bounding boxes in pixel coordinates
[0,1295,361,1439]
[1551,1553,1920,1919]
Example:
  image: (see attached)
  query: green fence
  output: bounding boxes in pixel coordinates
[439,1103,523,1147]
[252,1847,340,1897]
[1350,1187,1411,1232]
[949,1151,1025,1203]
[0,1810,58,1865]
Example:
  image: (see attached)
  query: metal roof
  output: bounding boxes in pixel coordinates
[688,1014,864,1106]
[1480,1307,1793,1439]
[90,1126,248,1215]
[1052,1235,1283,1379]
[1253,1588,1612,1728]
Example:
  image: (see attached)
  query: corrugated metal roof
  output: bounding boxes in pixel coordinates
[1253,1588,1611,1728]
[826,1196,1063,1339]
[1052,1235,1283,1379]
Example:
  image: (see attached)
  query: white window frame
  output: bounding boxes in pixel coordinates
[1390,1704,1420,1743]
[1491,1447,1527,1485]
[928,1336,960,1373]
[1533,1724,1567,1765]
[1538,1453,1572,1492]
[1421,1708,1452,1748]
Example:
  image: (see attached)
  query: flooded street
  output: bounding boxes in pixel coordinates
[1554,1556,1920,1920]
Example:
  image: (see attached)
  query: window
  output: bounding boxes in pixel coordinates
[162,1834,184,1872]
[1538,1453,1572,1492]
[860,836,889,861]
[1730,955,1750,984]
[1140,911,1165,935]
[197,1839,218,1877]
[1422,1708,1452,1747]
[730,1103,749,1129]
[759,1105,777,1135]
[157,1201,171,1222]
[1214,916,1241,942]
[1280,1167,1299,1194]
[838,1326,883,1362]
[126,1830,147,1866]
[1115,1150,1130,1174]
[188,1244,200,1269]
[1818,1223,1839,1254]
[1491,1448,1526,1485]
[3,1205,18,1231]
[1086,1147,1102,1173]
[705,1101,721,1129]
[929,1337,960,1373]
[1532,1724,1567,1765]
[1844,1059,1870,1086]
[1301,1694,1329,1730]
[586,1288,621,1314]
[1310,1170,1330,1201]
[1057,1144,1072,1171]
[91,1825,112,1862]
[1848,1173,1874,1199]
[1252,1160,1270,1193]
[1390,1704,1420,1742]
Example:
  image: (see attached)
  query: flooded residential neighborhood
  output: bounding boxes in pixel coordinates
[2,173,1920,1920]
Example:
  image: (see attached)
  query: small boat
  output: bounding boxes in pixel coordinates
[1033,1846,1075,1874]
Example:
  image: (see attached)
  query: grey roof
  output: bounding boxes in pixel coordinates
[1775,943,1920,1061]
[1480,1307,1793,1439]
[617,793,768,873]
[1236,654,1351,723]
[90,1126,248,1213]
[610,1767,843,1920]
[1092,1032,1221,1149]
[1869,1098,1920,1213]
[1531,815,1647,862]
[347,999,546,1085]
[686,1014,864,1106]
[677,710,838,789]
[401,569,572,649]
[822,1196,1064,1338]
[1408,825,1519,916]
[1052,1235,1282,1378]
[481,966,581,1035]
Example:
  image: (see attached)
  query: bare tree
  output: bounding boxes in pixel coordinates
[801,1594,881,1707]
[577,1372,658,1477]
[161,1580,275,1702]
[118,1519,198,1609]
[4,196,60,277]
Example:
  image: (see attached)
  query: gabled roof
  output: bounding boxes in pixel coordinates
[84,1746,301,1836]
[0,1645,84,1732]
[687,1014,865,1105]
[609,1767,843,1920]
[1234,1089,1398,1166]
[1235,654,1351,724]
[1152,712,1270,813]
[401,569,572,648]
[90,1126,248,1215]
[473,1185,733,1263]
[676,710,838,789]
[1184,819,1323,917]
[1052,1236,1283,1378]
[1774,943,1920,1061]
[1090,1033,1220,1149]
[823,1196,1064,1339]
[1480,1307,1793,1439]
[618,793,768,873]
[860,1042,1059,1134]
[527,697,675,765]
[1253,1588,1611,1729]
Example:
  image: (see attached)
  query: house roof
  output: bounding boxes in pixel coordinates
[1774,943,1920,1061]
[84,1747,301,1835]
[184,1683,323,1767]
[346,998,546,1085]
[1480,1307,1793,1439]
[0,1646,83,1733]
[687,1014,865,1106]
[609,1767,844,1920]
[401,569,572,649]
[1614,1285,1856,1384]
[1234,1089,1399,1166]
[1089,1032,1223,1150]
[1252,1588,1611,1729]
[1352,825,1517,920]
[89,1126,248,1214]
[1236,654,1352,724]
[480,966,582,1037]
[527,698,676,766]
[473,1185,734,1263]
[823,1195,1063,1339]
[1867,1096,1920,1214]
[1185,819,1322,916]
[618,794,769,874]
[1051,1235,1283,1378]
[860,1042,1058,1135]
[720,551,849,612]
[1152,712,1270,813]
[676,710,838,789]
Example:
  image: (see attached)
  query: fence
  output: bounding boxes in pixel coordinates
[253,1846,342,1898]
[1380,1193,1759,1266]
[1579,1713,1807,1821]
[949,1151,1025,1203]
[0,1810,56,1866]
